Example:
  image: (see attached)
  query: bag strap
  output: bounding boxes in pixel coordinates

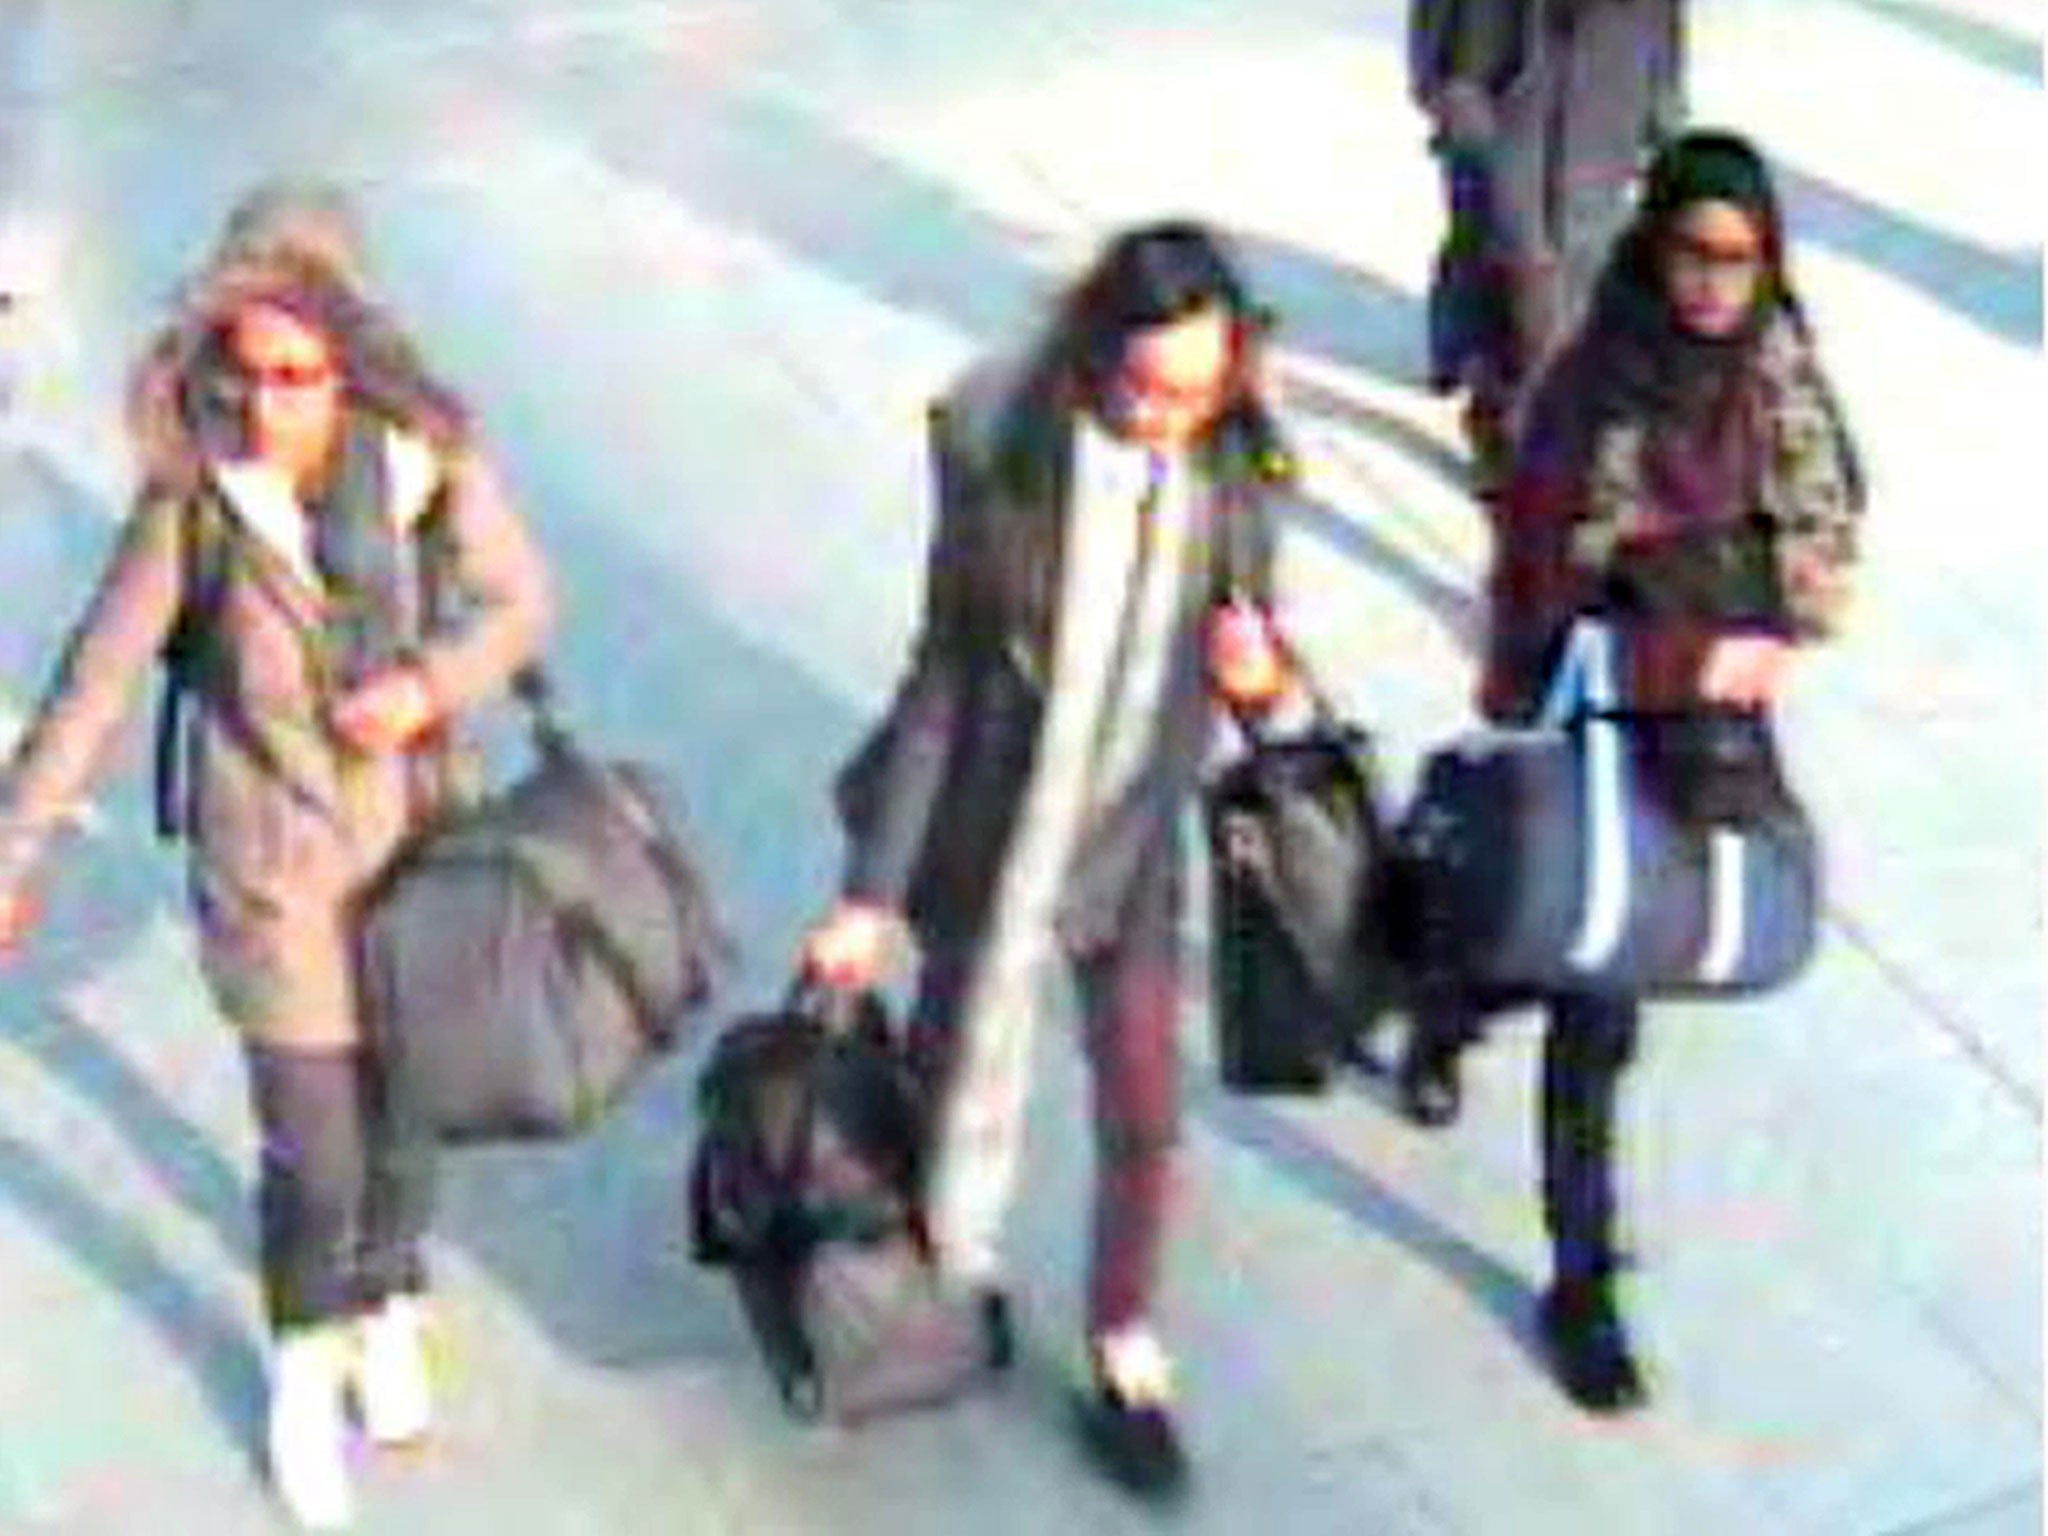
[1537,613,1623,726]
[425,789,678,1035]
[153,493,234,841]
[520,709,728,1002]
[421,672,721,1028]
[606,764,728,997]
[153,455,465,842]
[1540,617,1633,974]
[152,660,192,841]
[554,897,675,1050]
[1536,621,1786,986]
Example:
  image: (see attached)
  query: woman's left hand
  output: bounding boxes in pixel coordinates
[1208,599,1294,710]
[331,665,439,752]
[1699,633,1793,709]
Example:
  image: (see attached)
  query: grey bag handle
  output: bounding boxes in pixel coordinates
[422,814,674,1046]
[506,664,726,987]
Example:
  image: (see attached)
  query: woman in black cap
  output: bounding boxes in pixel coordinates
[1403,130,1865,1412]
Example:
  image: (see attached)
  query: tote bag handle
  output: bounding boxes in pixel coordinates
[1539,618,1632,976]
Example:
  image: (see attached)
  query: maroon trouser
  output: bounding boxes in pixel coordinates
[908,851,1181,1337]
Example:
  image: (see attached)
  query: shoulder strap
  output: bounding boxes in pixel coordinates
[1536,617,1633,975]
[149,442,470,843]
[152,490,233,841]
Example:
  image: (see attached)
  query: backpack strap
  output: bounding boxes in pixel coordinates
[150,432,465,843]
[152,490,233,841]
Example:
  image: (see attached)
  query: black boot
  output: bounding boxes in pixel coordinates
[978,1287,1015,1373]
[1398,983,1478,1129]
[1398,1032,1463,1127]
[1080,1384,1189,1502]
[1537,1274,1646,1413]
[1537,995,1644,1409]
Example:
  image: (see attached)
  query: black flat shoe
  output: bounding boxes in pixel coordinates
[1078,1381,1190,1503]
[978,1287,1015,1373]
[1538,1279,1647,1414]
[1398,1043,1463,1128]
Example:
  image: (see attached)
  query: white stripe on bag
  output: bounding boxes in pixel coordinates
[1549,623,1630,975]
[1696,828,1746,985]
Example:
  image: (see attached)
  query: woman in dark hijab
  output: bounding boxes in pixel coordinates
[1485,128,1863,722]
[1402,130,1864,1413]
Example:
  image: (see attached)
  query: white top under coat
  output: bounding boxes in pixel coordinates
[206,426,441,595]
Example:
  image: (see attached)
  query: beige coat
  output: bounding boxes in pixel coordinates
[0,427,551,1049]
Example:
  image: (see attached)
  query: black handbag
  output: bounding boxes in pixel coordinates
[358,670,726,1143]
[1203,703,1392,1092]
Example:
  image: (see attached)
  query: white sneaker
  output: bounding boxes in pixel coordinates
[267,1325,354,1531]
[355,1294,433,1447]
[1093,1323,1177,1408]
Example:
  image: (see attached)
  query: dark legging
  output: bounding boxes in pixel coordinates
[1540,992,1640,1285]
[243,1042,435,1331]
[1411,984,1641,1283]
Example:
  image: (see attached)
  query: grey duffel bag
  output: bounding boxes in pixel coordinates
[359,670,726,1143]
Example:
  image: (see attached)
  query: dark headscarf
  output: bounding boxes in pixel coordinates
[1533,130,1868,629]
[1578,131,1793,437]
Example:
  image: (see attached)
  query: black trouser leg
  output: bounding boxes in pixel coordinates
[1539,992,1641,1287]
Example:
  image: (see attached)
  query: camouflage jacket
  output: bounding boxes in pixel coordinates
[1486,309,1863,717]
